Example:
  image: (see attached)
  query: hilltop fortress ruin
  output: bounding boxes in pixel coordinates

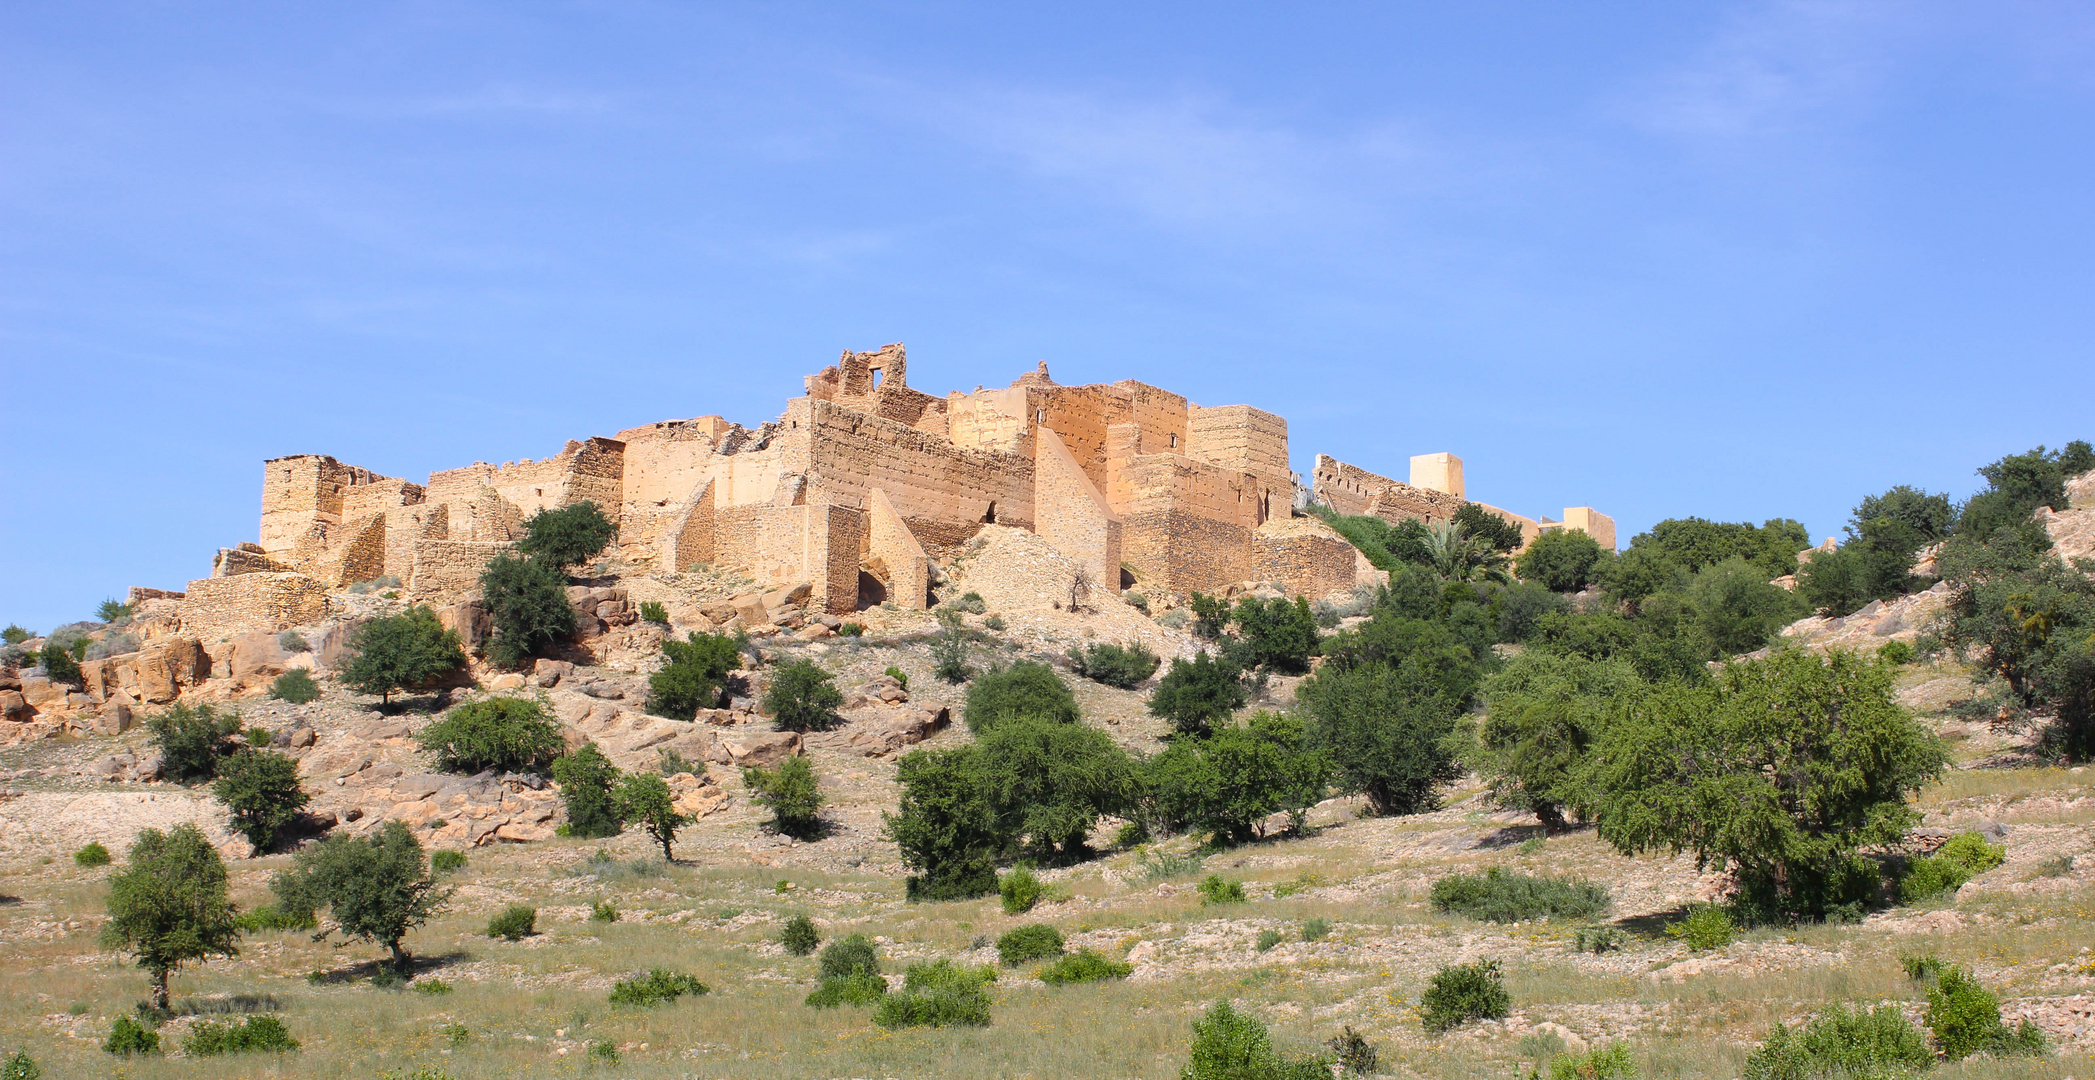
[173,345,1614,638]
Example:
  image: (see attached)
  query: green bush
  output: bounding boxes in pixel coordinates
[1519,529,1607,593]
[1429,868,1611,924]
[1182,1000,1329,1080]
[590,899,618,923]
[1000,865,1044,913]
[213,749,310,851]
[429,849,467,874]
[516,501,616,569]
[1547,1043,1636,1079]
[617,771,687,860]
[479,553,576,670]
[1298,653,1466,816]
[551,742,624,839]
[646,631,741,719]
[1302,918,1331,943]
[1926,965,2047,1060]
[232,904,316,933]
[269,819,449,973]
[608,968,709,1007]
[1038,948,1133,984]
[872,960,994,1029]
[638,600,669,624]
[885,665,909,690]
[37,637,84,685]
[1878,640,1915,666]
[1418,959,1510,1033]
[1147,712,1327,844]
[1742,1003,1931,1080]
[277,629,309,652]
[997,923,1065,966]
[781,914,820,955]
[1900,831,2006,903]
[1228,596,1320,675]
[764,659,844,732]
[977,715,1139,860]
[341,606,468,704]
[1198,875,1246,905]
[805,971,888,1007]
[1256,929,1284,952]
[183,1014,298,1056]
[147,703,242,783]
[1472,651,1647,831]
[1666,905,1735,951]
[1587,649,1945,922]
[819,934,881,980]
[74,841,110,867]
[1068,641,1162,689]
[417,697,565,774]
[965,661,1079,732]
[0,625,29,646]
[486,904,536,940]
[0,1048,37,1080]
[744,755,823,839]
[268,669,322,704]
[1148,652,1247,738]
[102,1014,161,1056]
[930,608,973,683]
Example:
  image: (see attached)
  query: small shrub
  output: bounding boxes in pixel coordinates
[552,742,624,839]
[85,632,138,660]
[212,748,310,850]
[233,904,316,933]
[999,866,1044,914]
[638,600,670,624]
[369,962,405,987]
[183,1014,299,1055]
[1116,820,1151,847]
[147,703,242,783]
[1302,918,1331,943]
[1574,926,1623,954]
[1140,848,1207,881]
[443,1022,471,1046]
[418,697,565,774]
[277,629,310,652]
[953,592,987,614]
[608,968,709,1007]
[1068,641,1162,689]
[1878,639,1915,666]
[588,1038,620,1063]
[591,899,619,923]
[1666,905,1735,951]
[429,849,467,874]
[744,755,823,839]
[820,934,881,980]
[0,1048,36,1080]
[1183,1000,1328,1080]
[74,841,111,867]
[486,904,537,940]
[805,971,887,1007]
[1900,831,2007,903]
[646,630,741,719]
[1548,1043,1636,1079]
[1147,651,1247,737]
[1902,953,1948,983]
[1037,948,1132,985]
[1418,959,1510,1033]
[1198,875,1246,905]
[516,501,615,568]
[885,665,909,690]
[964,660,1080,733]
[1327,1026,1379,1075]
[997,923,1065,966]
[412,978,453,995]
[839,621,865,636]
[1256,929,1284,952]
[1926,965,2047,1060]
[872,960,994,1029]
[764,659,844,732]
[657,746,696,776]
[2035,853,2075,877]
[1272,872,1324,898]
[268,669,322,704]
[1429,868,1611,923]
[1518,836,1546,856]
[341,605,468,703]
[781,914,820,955]
[1743,1003,1934,1080]
[98,598,133,622]
[103,1014,161,1056]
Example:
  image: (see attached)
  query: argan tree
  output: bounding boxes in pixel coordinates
[101,824,240,1009]
[618,772,687,860]
[271,820,451,972]
[340,606,466,706]
[211,749,310,852]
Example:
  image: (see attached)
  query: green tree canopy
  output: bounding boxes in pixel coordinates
[976,715,1138,860]
[885,745,1001,901]
[1470,651,1645,830]
[1587,650,1945,921]
[1517,529,1605,593]
[1147,652,1246,738]
[551,742,624,839]
[271,819,451,971]
[211,749,309,852]
[1937,524,2095,757]
[963,661,1079,733]
[101,824,240,1009]
[340,606,467,705]
[516,500,617,569]
[1147,712,1328,844]
[646,631,741,719]
[764,659,844,732]
[617,772,686,860]
[745,755,824,840]
[479,553,576,670]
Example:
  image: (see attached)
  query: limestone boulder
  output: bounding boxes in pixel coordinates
[20,677,66,708]
[226,631,292,680]
[435,602,488,655]
[712,730,801,767]
[840,703,951,758]
[0,690,32,723]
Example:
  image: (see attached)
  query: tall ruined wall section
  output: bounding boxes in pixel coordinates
[1254,517,1357,599]
[260,455,394,554]
[1186,404,1291,506]
[1311,455,1465,526]
[181,573,330,642]
[800,399,1034,545]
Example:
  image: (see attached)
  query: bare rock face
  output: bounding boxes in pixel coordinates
[225,631,292,680]
[0,691,32,723]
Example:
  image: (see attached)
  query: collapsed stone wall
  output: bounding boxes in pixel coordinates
[181,573,330,642]
[405,540,514,605]
[1312,455,1466,525]
[1254,517,1357,599]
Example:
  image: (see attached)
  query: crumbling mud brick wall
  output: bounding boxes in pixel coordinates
[181,573,329,641]
[1255,517,1358,598]
[801,399,1035,534]
[260,454,405,554]
[805,343,951,434]
[213,543,291,577]
[1311,455,1466,525]
[1034,428,1123,593]
[867,488,931,610]
[1187,404,1291,504]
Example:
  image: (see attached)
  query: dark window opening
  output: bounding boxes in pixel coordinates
[1119,567,1136,590]
[982,501,997,524]
[855,570,887,610]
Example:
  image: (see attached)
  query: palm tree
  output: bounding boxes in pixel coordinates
[1426,520,1513,585]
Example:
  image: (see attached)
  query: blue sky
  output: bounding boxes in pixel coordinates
[5,2,2094,632]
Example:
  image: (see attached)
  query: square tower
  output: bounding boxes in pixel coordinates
[1409,452,1465,499]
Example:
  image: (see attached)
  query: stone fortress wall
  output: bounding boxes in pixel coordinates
[178,342,1613,635]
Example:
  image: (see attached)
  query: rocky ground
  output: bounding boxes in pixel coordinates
[3,527,2095,1077]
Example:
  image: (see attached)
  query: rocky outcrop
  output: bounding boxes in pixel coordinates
[1776,580,1953,653]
